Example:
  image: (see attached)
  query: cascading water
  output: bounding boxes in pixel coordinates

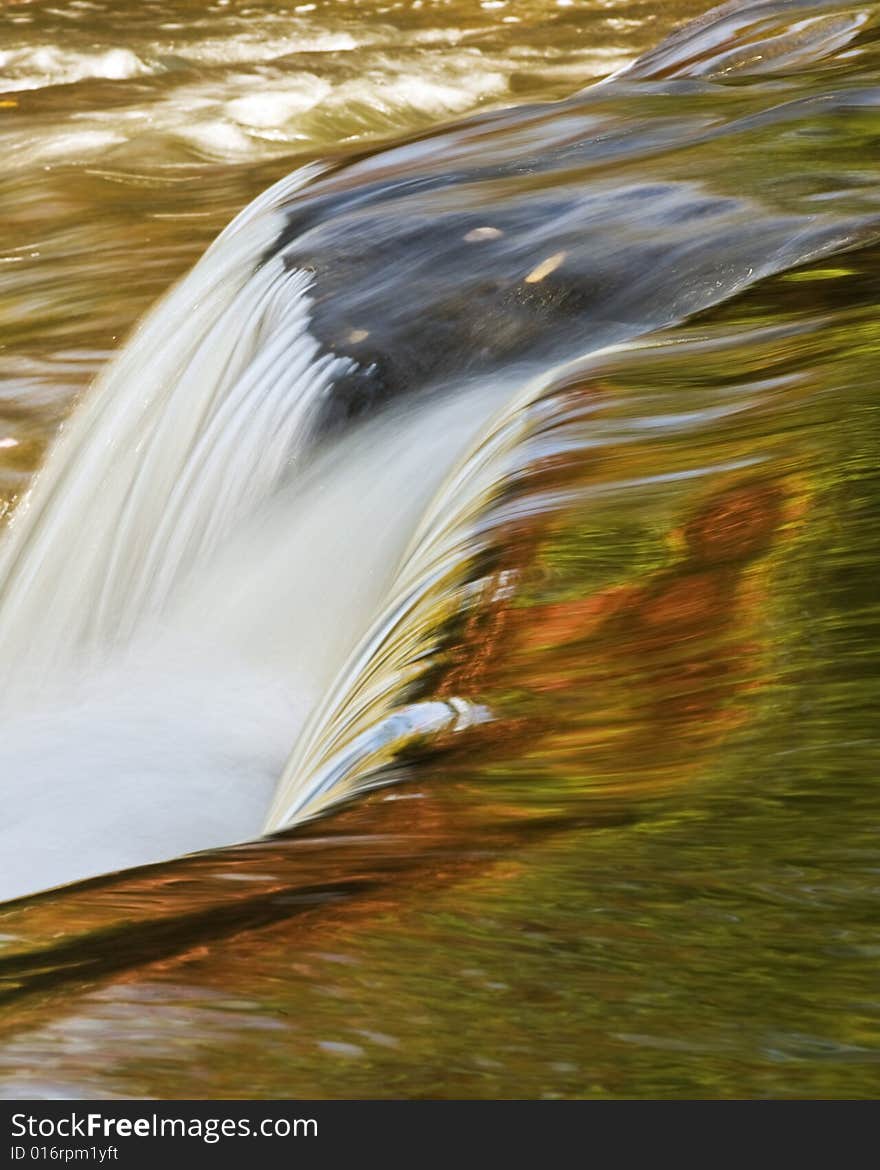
[0,166,342,676]
[2,0,880,906]
[2,0,880,1104]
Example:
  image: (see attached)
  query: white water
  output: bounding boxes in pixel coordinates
[0,274,510,902]
[3,0,876,903]
[0,383,510,901]
[265,359,565,829]
[0,156,515,901]
[0,189,870,901]
[0,165,336,685]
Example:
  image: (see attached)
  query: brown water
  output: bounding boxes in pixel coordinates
[0,0,708,518]
[1,0,879,1099]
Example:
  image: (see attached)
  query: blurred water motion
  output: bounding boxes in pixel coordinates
[0,0,710,516]
[1,0,879,1098]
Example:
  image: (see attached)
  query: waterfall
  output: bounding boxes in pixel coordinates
[2,0,878,902]
[0,166,350,687]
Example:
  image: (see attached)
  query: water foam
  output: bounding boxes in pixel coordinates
[0,45,151,92]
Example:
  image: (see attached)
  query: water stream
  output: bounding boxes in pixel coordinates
[0,0,878,1098]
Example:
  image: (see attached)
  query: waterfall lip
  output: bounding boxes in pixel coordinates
[265,220,880,832]
[268,24,880,432]
[4,0,880,901]
[0,164,349,681]
[260,301,838,833]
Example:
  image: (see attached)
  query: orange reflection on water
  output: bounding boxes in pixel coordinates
[441,469,810,805]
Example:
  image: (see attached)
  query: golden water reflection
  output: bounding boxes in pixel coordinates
[1,0,879,1099]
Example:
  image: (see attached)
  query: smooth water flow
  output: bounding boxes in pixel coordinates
[1,0,879,903]
[0,336,511,899]
[1,0,880,1103]
[0,167,339,676]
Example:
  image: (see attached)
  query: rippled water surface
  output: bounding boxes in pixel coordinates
[1,0,879,1098]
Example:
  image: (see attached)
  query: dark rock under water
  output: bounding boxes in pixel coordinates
[272,0,880,431]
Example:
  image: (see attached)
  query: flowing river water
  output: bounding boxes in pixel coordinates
[0,0,879,1098]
